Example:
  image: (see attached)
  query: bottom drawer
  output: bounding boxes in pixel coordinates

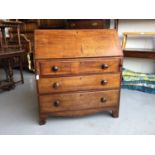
[39,90,119,113]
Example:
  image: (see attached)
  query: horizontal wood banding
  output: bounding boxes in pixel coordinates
[39,90,119,113]
[39,58,121,76]
[38,73,120,94]
[123,49,155,59]
[44,107,118,117]
[35,30,123,59]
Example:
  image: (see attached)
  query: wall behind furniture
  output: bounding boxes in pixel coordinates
[117,19,155,73]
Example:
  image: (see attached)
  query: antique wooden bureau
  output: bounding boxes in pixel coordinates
[35,29,123,125]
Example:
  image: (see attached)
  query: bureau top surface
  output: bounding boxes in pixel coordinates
[35,29,123,59]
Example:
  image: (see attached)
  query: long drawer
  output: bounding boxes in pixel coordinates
[39,90,119,112]
[38,73,120,94]
[38,58,121,76]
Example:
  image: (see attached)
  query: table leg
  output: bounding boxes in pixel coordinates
[7,58,15,89]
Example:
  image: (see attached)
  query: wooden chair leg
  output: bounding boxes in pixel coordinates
[19,55,24,84]
[7,58,15,89]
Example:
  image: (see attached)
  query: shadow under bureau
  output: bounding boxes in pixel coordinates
[35,29,123,125]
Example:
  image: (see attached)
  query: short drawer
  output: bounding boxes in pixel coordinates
[38,58,121,76]
[38,73,120,94]
[39,90,119,112]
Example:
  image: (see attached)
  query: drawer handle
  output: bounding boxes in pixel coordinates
[101,64,109,69]
[53,100,60,107]
[101,97,107,103]
[101,80,108,85]
[52,66,59,72]
[71,23,76,27]
[92,22,98,26]
[53,82,60,89]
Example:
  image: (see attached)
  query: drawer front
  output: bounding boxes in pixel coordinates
[38,73,120,94]
[39,90,119,112]
[39,58,121,76]
[67,19,108,29]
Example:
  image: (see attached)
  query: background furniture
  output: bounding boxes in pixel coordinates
[35,29,123,125]
[0,20,23,50]
[122,32,155,59]
[8,19,37,71]
[66,19,110,29]
[37,19,111,29]
[37,19,67,29]
[0,20,25,90]
[0,51,24,90]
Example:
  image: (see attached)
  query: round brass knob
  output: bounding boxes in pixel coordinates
[53,82,60,89]
[101,97,107,103]
[92,22,98,27]
[71,23,76,27]
[101,80,108,85]
[53,100,60,107]
[101,64,109,69]
[52,66,59,72]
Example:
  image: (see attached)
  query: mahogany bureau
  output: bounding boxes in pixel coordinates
[35,29,123,125]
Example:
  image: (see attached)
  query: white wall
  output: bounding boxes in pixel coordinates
[117,19,155,73]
